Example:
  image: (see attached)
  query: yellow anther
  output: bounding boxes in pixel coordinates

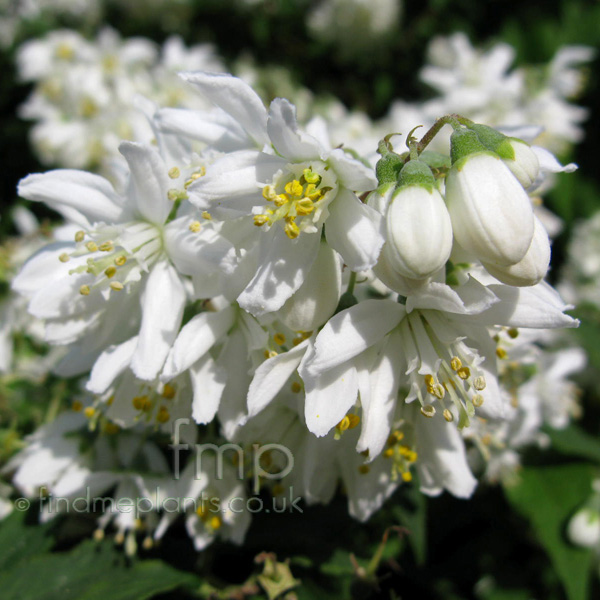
[254,214,270,227]
[481,434,492,446]
[142,537,153,551]
[424,374,435,388]
[86,241,98,252]
[156,407,170,424]
[114,532,125,545]
[457,366,471,380]
[107,395,114,406]
[432,383,446,399]
[99,241,114,252]
[303,169,320,184]
[209,516,222,530]
[296,198,315,215]
[358,465,370,475]
[189,220,202,233]
[264,350,278,359]
[347,414,360,429]
[79,285,91,296]
[110,281,124,292]
[507,328,519,339]
[59,252,70,263]
[401,471,413,482]
[104,266,116,278]
[421,405,436,418]
[474,376,486,391]
[262,185,277,201]
[511,396,519,408]
[383,447,394,458]
[337,416,351,432]
[443,409,454,422]
[496,347,508,359]
[450,357,462,371]
[114,255,127,266]
[196,504,207,518]
[202,211,212,220]
[93,529,105,542]
[75,230,85,242]
[391,430,404,442]
[284,219,300,239]
[472,394,484,407]
[292,337,303,346]
[285,180,304,197]
[273,333,286,346]
[84,407,95,419]
[291,381,302,393]
[168,167,181,179]
[72,400,83,412]
[132,395,148,411]
[162,383,176,399]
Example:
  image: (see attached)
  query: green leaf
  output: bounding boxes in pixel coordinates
[504,463,595,600]
[0,538,198,600]
[545,424,600,463]
[0,510,54,570]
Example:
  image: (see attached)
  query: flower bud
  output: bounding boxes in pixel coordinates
[501,139,540,189]
[446,131,534,267]
[467,124,540,189]
[482,216,550,286]
[278,240,342,332]
[567,506,600,549]
[385,183,453,280]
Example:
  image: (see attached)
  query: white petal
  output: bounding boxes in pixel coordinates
[325,189,384,271]
[130,261,186,380]
[164,217,237,277]
[357,332,403,459]
[237,228,321,316]
[18,171,124,228]
[267,98,322,161]
[467,281,579,328]
[189,355,227,424]
[302,360,359,437]
[246,339,310,419]
[180,72,269,147]
[416,412,477,499]
[86,336,139,394]
[155,107,251,151]
[306,299,405,375]
[161,306,235,380]
[327,148,377,192]
[532,146,578,173]
[119,142,170,225]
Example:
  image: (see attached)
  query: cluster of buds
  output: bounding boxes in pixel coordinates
[370,119,551,291]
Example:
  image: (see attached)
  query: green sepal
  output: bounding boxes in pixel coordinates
[375,151,404,187]
[467,123,526,160]
[450,128,489,164]
[397,160,435,191]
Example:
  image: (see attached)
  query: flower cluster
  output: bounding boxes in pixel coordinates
[3,64,585,553]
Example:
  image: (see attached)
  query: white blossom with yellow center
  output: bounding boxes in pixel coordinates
[160,72,383,317]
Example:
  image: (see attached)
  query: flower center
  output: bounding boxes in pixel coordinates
[60,222,163,298]
[253,165,333,239]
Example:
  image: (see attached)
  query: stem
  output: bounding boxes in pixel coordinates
[404,113,474,164]
[346,271,357,295]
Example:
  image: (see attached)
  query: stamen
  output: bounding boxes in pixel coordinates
[189,220,202,233]
[168,167,181,179]
[443,408,454,422]
[109,281,123,291]
[79,285,90,296]
[75,230,85,242]
[273,333,286,346]
[59,253,70,263]
[86,241,98,252]
[421,405,436,418]
[104,266,116,278]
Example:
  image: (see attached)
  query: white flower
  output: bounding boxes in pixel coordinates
[172,72,382,316]
[501,139,540,189]
[13,142,235,380]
